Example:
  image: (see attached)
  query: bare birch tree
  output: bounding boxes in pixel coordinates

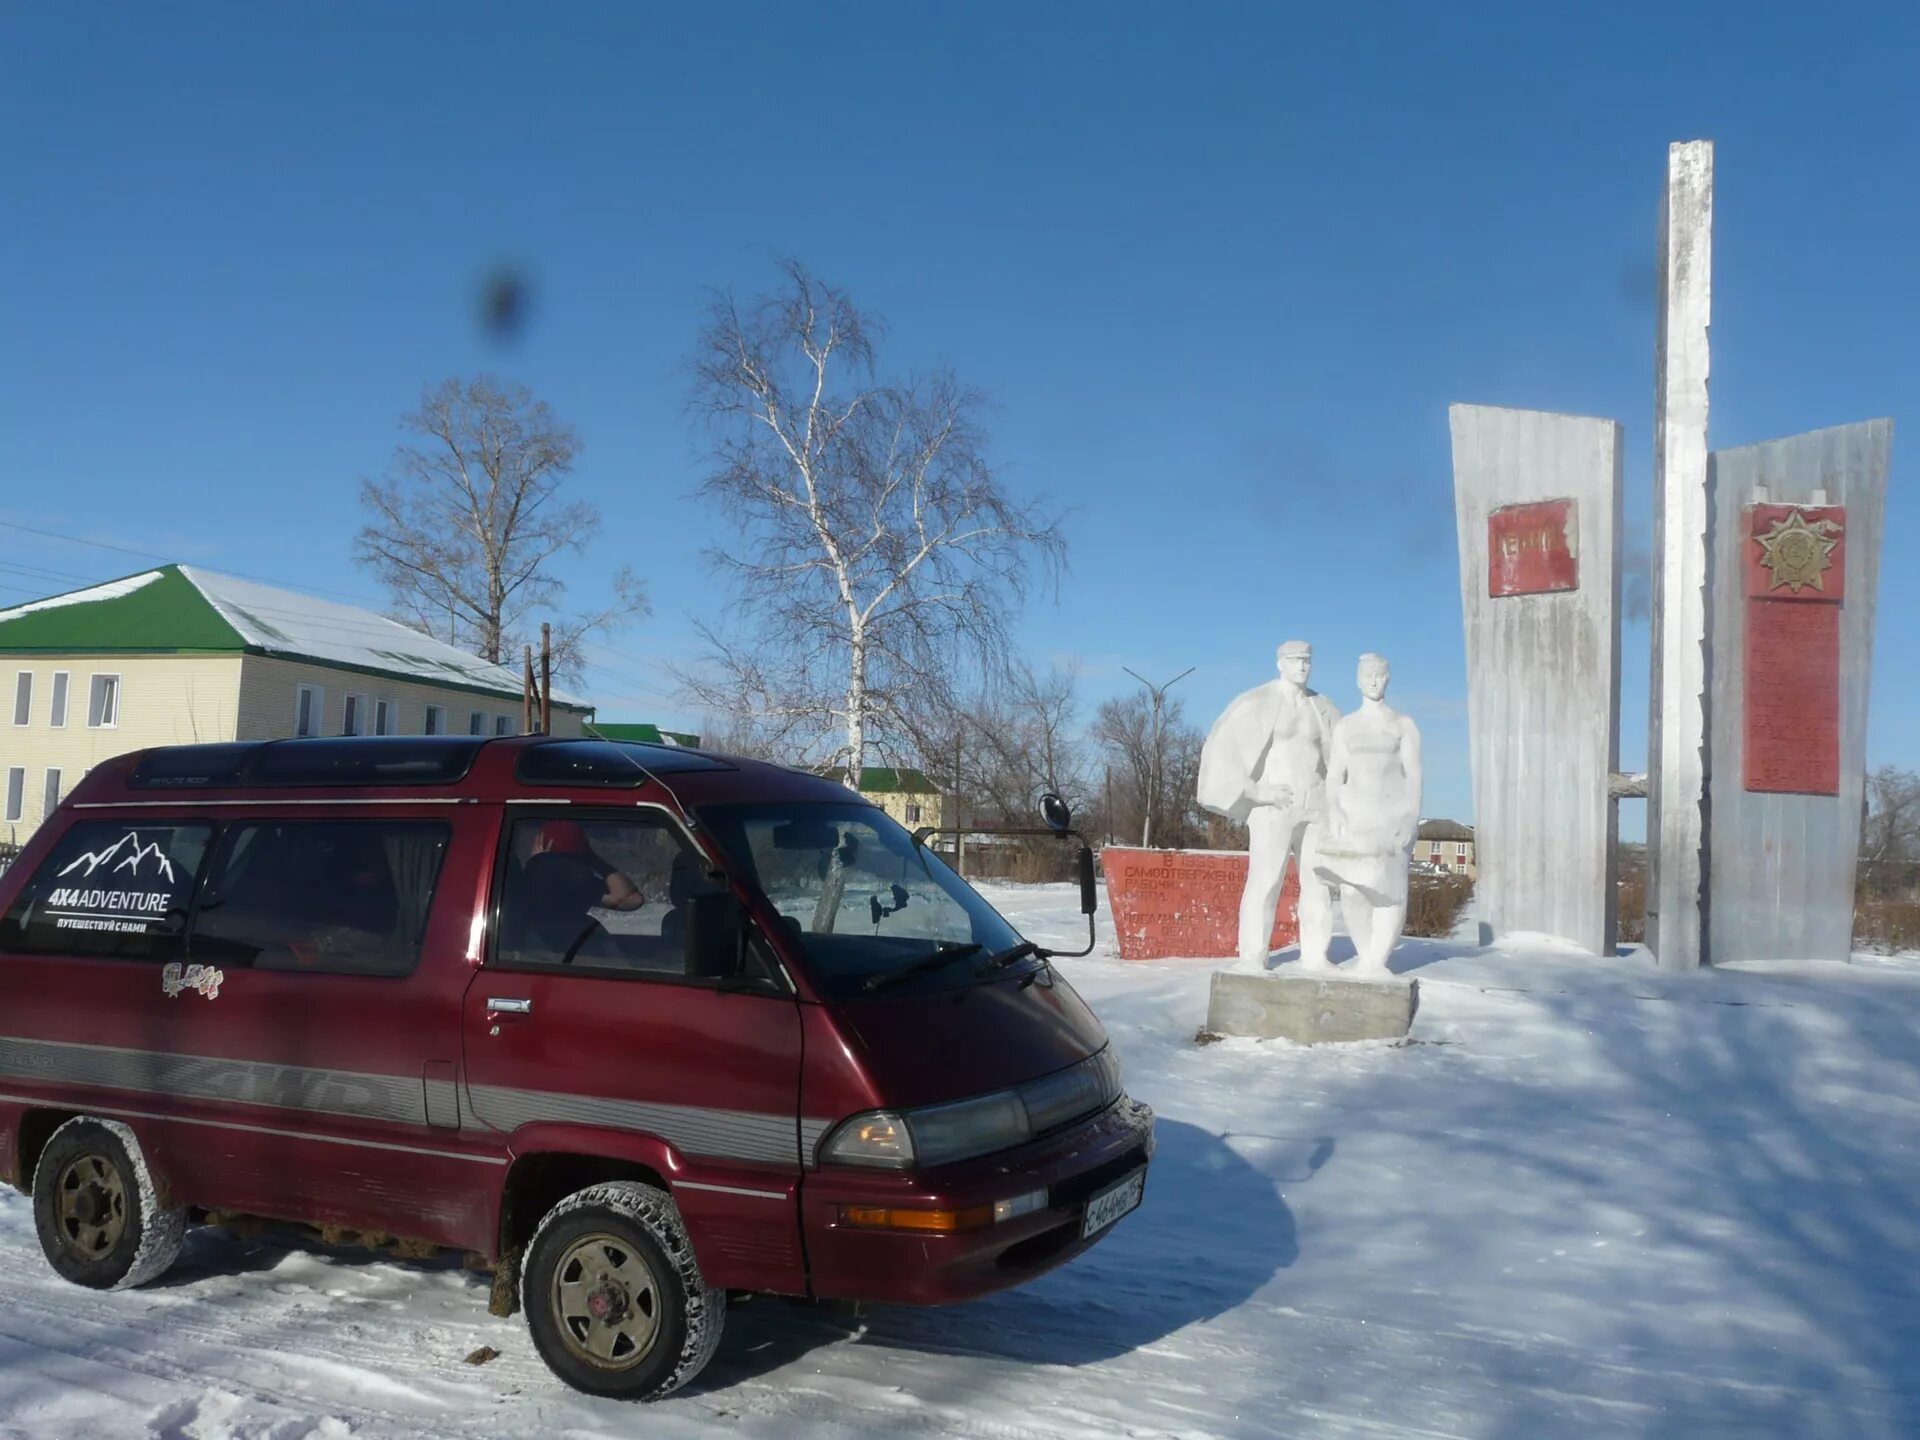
[355,376,646,683]
[684,261,1064,784]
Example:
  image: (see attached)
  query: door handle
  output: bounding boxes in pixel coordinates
[486,997,532,1020]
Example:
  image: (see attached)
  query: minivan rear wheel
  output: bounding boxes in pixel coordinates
[521,1180,725,1400]
[32,1117,188,1290]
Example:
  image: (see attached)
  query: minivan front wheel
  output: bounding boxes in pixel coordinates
[522,1180,725,1399]
[32,1117,187,1290]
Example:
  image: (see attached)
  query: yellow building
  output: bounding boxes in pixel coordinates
[1,565,592,844]
[817,766,949,831]
[1413,818,1477,879]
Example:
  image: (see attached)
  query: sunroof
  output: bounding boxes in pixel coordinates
[128,737,485,789]
[515,739,735,787]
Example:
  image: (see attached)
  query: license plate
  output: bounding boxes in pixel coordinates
[1080,1167,1146,1240]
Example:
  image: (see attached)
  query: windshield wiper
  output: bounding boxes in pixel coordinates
[982,940,1045,972]
[862,942,983,993]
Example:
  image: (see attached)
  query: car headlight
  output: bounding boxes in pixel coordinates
[818,1047,1126,1170]
[820,1110,916,1168]
[907,1090,1032,1168]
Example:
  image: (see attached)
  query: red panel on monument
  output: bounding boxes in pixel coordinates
[1101,847,1298,962]
[1487,498,1578,597]
[1743,504,1845,796]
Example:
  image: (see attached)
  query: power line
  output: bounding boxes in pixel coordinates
[0,520,388,607]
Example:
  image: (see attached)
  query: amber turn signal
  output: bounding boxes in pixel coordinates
[839,1203,996,1234]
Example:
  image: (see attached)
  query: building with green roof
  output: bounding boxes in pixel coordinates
[0,565,593,840]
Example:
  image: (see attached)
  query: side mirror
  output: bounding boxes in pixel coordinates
[1040,792,1072,836]
[685,890,746,979]
[1077,844,1098,917]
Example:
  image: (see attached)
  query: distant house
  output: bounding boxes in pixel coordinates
[0,565,593,841]
[592,721,702,748]
[817,765,949,831]
[1414,818,1477,879]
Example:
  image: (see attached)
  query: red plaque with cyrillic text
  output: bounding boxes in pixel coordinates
[1744,504,1845,795]
[1101,847,1298,961]
[1488,499,1579,597]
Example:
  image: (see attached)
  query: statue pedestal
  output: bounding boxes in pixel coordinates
[1205,969,1418,1045]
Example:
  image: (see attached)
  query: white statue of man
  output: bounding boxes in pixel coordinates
[1197,640,1340,968]
[1312,653,1422,976]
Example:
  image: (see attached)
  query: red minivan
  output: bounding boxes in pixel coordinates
[0,736,1151,1398]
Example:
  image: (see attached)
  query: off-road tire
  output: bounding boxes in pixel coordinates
[521,1180,725,1400]
[32,1117,188,1290]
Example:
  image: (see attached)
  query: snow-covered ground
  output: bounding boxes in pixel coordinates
[4,884,1920,1439]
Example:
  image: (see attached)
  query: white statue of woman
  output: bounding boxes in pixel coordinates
[1310,654,1422,976]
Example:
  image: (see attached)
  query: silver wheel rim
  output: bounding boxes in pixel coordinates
[550,1231,662,1370]
[56,1153,128,1260]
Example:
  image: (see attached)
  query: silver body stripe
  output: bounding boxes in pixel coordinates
[0,1090,506,1166]
[0,1034,830,1171]
[464,1083,802,1167]
[799,1116,834,1165]
[70,797,475,808]
[675,1179,788,1201]
[0,1035,425,1126]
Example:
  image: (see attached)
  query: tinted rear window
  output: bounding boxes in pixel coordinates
[0,820,212,961]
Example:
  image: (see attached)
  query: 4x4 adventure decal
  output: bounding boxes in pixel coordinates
[44,831,183,935]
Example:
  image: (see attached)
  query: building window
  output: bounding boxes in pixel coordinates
[4,768,22,824]
[903,803,923,824]
[1456,843,1469,860]
[41,768,61,819]
[49,671,69,728]
[12,672,31,727]
[342,694,365,736]
[374,698,395,736]
[469,711,485,736]
[494,714,513,736]
[86,674,119,728]
[295,683,324,738]
[424,705,445,736]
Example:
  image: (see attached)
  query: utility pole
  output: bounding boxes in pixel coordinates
[1122,666,1195,849]
[539,623,552,735]
[522,646,536,734]
[952,726,965,877]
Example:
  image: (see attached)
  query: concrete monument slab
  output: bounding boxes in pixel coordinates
[1206,970,1418,1044]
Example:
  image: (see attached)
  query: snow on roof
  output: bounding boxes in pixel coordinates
[178,566,589,708]
[0,569,162,621]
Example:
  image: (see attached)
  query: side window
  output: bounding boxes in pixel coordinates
[495,815,713,977]
[192,820,450,977]
[295,683,323,737]
[0,819,212,960]
[87,673,119,727]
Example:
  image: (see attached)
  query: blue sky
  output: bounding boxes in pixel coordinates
[3,2,1916,831]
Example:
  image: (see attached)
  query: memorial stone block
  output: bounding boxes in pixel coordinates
[1102,847,1299,961]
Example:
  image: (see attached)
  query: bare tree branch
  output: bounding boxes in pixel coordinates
[679,262,1064,784]
[354,375,649,687]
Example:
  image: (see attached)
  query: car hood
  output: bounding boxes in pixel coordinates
[832,966,1109,1111]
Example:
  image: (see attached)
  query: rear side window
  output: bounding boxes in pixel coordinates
[494,815,716,977]
[0,820,213,960]
[192,820,450,977]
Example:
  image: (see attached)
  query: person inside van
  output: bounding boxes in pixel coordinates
[531,820,645,911]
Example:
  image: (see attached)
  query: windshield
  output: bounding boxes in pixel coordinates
[697,801,1026,996]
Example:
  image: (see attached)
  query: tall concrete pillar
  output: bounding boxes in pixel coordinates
[1647,139,1714,971]
[1707,421,1893,962]
[1450,405,1624,956]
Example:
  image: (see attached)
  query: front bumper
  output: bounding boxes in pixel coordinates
[801,1095,1155,1304]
